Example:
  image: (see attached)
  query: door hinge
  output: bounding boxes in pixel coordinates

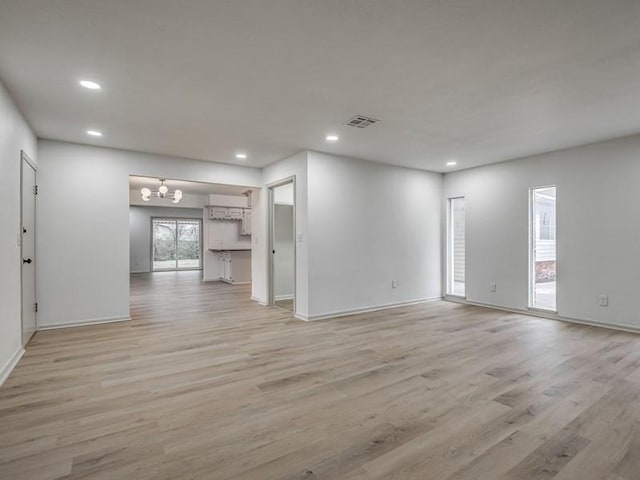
[35,302,38,313]
[33,185,38,195]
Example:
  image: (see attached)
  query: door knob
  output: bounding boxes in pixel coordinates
[23,258,32,264]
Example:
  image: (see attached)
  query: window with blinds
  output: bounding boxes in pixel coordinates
[448,197,466,297]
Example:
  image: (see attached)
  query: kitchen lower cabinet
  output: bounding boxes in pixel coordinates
[213,250,251,284]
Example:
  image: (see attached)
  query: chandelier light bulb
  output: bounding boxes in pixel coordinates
[139,179,181,203]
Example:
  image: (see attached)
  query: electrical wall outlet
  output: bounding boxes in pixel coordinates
[490,283,497,292]
[392,280,398,288]
[599,295,609,307]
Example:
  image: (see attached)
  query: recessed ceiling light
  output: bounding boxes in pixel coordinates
[446,161,457,167]
[326,134,339,142]
[86,129,103,137]
[235,153,247,160]
[79,80,102,90]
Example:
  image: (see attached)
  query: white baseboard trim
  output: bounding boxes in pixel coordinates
[297,297,443,322]
[220,279,251,285]
[0,346,25,386]
[275,294,294,301]
[444,296,640,335]
[38,315,131,331]
[251,296,267,306]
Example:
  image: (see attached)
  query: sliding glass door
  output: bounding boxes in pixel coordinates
[530,187,556,310]
[152,218,202,271]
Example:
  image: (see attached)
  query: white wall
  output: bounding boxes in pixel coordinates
[208,194,249,208]
[254,150,443,320]
[274,203,294,299]
[36,129,640,337]
[274,182,294,204]
[129,206,204,273]
[252,151,309,316]
[443,134,640,330]
[37,140,261,328]
[306,152,442,320]
[0,80,37,382]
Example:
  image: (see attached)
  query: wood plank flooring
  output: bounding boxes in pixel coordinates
[275,299,294,312]
[2,271,640,479]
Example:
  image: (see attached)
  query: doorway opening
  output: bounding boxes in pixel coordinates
[530,186,556,311]
[129,176,256,320]
[20,151,37,346]
[268,178,295,312]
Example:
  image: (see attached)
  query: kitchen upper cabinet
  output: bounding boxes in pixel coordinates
[227,207,244,220]
[207,206,251,226]
[209,206,228,220]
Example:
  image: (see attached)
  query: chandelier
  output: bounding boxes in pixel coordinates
[140,179,183,204]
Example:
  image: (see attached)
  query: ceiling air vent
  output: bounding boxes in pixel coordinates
[344,115,380,128]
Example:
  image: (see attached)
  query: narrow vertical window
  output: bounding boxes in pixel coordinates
[448,197,465,297]
[530,186,556,310]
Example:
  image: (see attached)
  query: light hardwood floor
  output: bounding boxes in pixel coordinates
[2,271,640,479]
[275,298,294,312]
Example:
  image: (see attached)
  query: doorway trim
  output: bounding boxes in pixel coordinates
[267,176,296,313]
[20,150,38,346]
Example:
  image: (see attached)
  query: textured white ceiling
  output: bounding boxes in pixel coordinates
[1,0,640,172]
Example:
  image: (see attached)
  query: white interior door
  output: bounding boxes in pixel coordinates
[21,153,37,345]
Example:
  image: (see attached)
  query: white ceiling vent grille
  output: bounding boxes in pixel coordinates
[344,115,380,128]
